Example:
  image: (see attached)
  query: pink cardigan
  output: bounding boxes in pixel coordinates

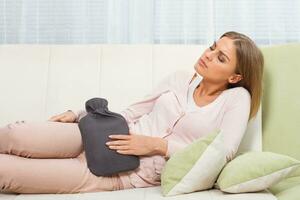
[74,70,251,189]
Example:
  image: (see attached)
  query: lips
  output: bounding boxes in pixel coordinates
[199,58,208,69]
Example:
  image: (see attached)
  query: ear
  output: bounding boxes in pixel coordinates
[228,74,243,84]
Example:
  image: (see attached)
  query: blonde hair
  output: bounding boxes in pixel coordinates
[220,31,264,121]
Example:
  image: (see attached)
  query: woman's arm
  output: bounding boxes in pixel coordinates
[68,109,87,123]
[220,87,251,161]
[153,137,169,156]
[120,71,178,124]
[106,134,168,157]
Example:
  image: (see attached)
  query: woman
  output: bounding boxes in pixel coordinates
[0,31,264,194]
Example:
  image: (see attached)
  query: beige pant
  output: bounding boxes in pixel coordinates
[0,120,133,194]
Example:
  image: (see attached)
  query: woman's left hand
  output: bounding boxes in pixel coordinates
[106,133,165,156]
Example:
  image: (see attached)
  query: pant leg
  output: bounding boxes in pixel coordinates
[0,152,127,194]
[0,120,83,158]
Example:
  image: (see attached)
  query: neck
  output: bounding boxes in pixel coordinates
[197,78,228,96]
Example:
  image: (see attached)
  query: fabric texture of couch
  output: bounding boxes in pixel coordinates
[261,43,300,200]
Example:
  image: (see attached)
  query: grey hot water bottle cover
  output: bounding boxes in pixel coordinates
[78,97,140,176]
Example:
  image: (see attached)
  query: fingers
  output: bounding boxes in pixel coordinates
[58,115,69,123]
[106,138,131,152]
[107,144,134,155]
[48,115,60,122]
[106,140,129,146]
[115,150,133,155]
[108,134,131,140]
[108,145,129,150]
[106,134,140,155]
[48,114,68,122]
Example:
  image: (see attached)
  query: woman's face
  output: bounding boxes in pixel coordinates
[194,36,241,85]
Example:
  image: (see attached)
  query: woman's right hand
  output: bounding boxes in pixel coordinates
[48,110,77,123]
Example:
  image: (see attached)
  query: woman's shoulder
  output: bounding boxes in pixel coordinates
[225,86,251,104]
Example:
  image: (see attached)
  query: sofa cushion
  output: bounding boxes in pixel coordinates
[261,44,300,160]
[216,151,300,193]
[273,184,300,200]
[161,129,229,196]
[0,186,277,200]
[260,43,300,198]
[269,170,300,194]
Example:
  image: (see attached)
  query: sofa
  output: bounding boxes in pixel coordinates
[260,43,300,200]
[0,43,299,199]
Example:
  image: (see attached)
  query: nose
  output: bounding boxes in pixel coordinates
[204,50,214,61]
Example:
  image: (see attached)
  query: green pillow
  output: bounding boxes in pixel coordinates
[216,151,300,193]
[161,129,228,196]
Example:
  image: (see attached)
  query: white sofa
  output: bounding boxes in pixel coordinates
[0,45,276,200]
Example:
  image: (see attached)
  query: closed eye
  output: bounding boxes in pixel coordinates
[209,41,227,63]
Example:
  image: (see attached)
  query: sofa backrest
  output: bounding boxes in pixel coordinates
[0,44,262,154]
[261,43,300,161]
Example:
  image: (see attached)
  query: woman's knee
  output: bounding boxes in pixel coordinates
[0,121,26,154]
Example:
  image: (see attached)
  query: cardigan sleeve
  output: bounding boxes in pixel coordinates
[70,109,87,123]
[220,87,251,162]
[119,71,179,124]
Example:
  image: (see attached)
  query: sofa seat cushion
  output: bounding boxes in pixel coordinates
[0,186,277,200]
